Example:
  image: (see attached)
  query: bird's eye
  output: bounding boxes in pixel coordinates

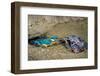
[71,42,74,44]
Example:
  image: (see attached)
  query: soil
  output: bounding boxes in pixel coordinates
[28,19,88,60]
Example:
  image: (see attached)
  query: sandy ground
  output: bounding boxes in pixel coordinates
[28,45,87,60]
[28,19,88,60]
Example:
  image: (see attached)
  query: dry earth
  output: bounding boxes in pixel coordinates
[28,18,88,60]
